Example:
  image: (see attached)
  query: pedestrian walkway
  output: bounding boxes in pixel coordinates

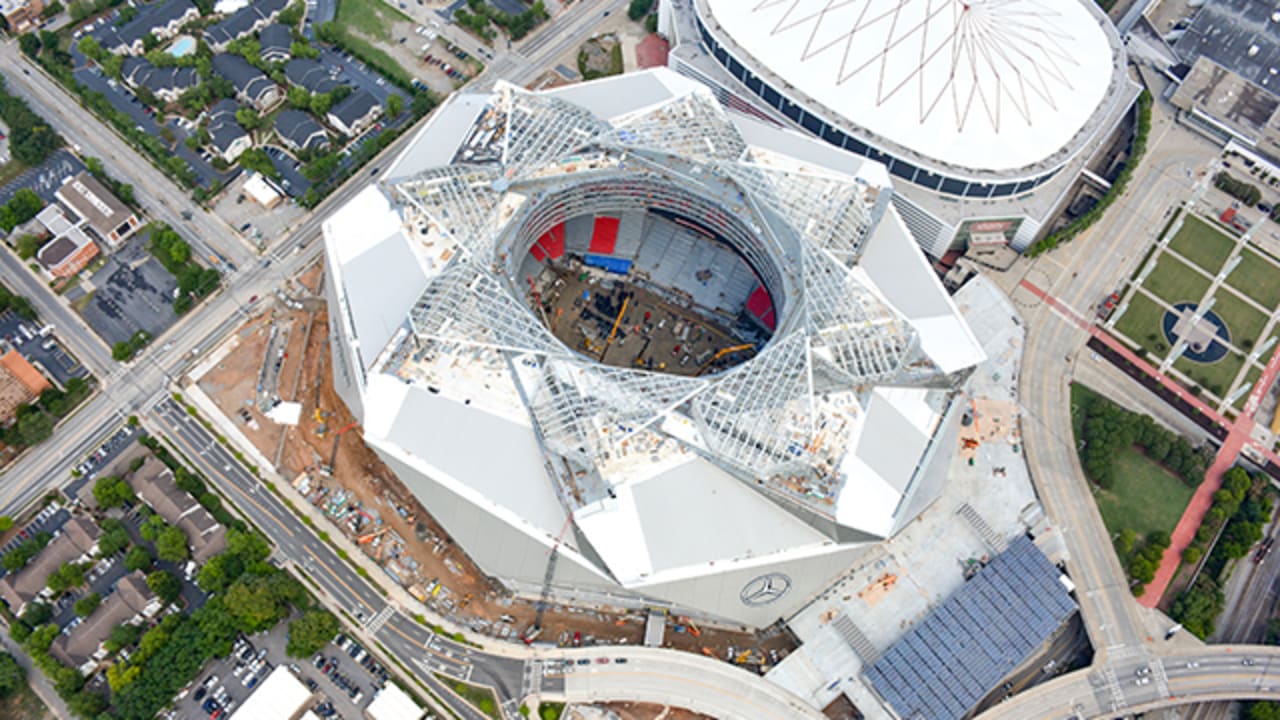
[1019,279,1280,608]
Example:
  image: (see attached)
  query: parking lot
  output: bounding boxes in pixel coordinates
[69,37,230,190]
[177,621,388,720]
[213,173,308,248]
[0,149,85,206]
[0,503,70,581]
[0,309,88,387]
[80,233,180,347]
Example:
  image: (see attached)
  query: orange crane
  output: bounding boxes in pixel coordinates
[598,296,629,361]
[358,527,388,544]
[323,421,359,475]
[696,344,754,376]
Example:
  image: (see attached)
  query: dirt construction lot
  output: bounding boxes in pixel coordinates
[194,263,794,665]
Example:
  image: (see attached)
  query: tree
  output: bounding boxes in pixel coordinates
[66,690,106,718]
[14,233,45,259]
[73,592,102,617]
[286,609,339,657]
[0,652,23,699]
[278,0,303,25]
[104,623,142,654]
[287,85,311,109]
[125,545,153,572]
[1248,702,1280,720]
[309,92,331,116]
[47,561,88,596]
[140,513,168,542]
[18,33,40,58]
[385,93,403,118]
[13,410,52,447]
[155,525,190,562]
[235,107,261,130]
[0,516,13,532]
[98,517,131,557]
[1115,528,1137,557]
[93,475,135,508]
[8,188,44,224]
[147,569,182,603]
[411,91,436,119]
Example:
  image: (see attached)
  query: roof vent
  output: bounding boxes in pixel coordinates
[1250,44,1261,57]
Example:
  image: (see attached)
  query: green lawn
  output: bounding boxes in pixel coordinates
[1144,252,1213,306]
[336,0,410,41]
[1175,350,1246,399]
[1071,385,1195,539]
[1168,214,1238,273]
[1212,286,1271,349]
[437,675,500,720]
[1095,448,1196,539]
[1114,290,1172,357]
[1227,247,1280,311]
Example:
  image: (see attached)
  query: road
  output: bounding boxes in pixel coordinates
[973,70,1280,718]
[149,396,823,720]
[1008,95,1211,663]
[0,45,252,272]
[0,244,113,376]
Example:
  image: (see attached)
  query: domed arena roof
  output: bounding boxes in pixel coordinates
[701,0,1116,173]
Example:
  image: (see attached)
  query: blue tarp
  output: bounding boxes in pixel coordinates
[584,254,632,274]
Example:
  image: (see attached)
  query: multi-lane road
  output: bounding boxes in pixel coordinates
[8,3,1280,717]
[149,396,824,720]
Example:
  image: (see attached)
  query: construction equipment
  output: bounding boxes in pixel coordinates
[598,296,629,361]
[357,528,388,545]
[532,515,575,633]
[695,344,754,376]
[322,421,359,476]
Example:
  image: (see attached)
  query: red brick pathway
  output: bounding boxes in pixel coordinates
[1019,279,1280,607]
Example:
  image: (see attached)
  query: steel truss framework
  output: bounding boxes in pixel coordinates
[390,81,948,516]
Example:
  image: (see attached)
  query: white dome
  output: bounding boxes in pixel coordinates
[702,0,1116,173]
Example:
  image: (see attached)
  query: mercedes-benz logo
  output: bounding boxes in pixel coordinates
[740,573,792,607]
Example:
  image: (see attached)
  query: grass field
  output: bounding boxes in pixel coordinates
[1071,385,1195,539]
[1168,215,1237,272]
[1144,253,1212,306]
[1175,350,1246,398]
[336,0,411,41]
[1095,449,1196,539]
[1227,247,1280,311]
[1212,287,1271,349]
[1114,290,1172,357]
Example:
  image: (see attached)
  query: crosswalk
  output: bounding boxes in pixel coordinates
[364,604,396,634]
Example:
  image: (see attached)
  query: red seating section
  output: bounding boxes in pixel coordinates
[531,223,566,261]
[589,216,619,255]
[746,285,776,331]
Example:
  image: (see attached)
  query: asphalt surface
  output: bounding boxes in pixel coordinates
[80,232,180,347]
[0,309,88,386]
[0,148,85,205]
[975,75,1280,719]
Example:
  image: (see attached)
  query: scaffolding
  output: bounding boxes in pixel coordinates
[383,80,950,517]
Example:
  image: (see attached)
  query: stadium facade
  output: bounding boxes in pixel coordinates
[660,0,1141,257]
[323,69,985,627]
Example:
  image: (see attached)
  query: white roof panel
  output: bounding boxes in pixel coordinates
[227,667,310,720]
[366,684,424,720]
[376,379,568,540]
[860,205,985,373]
[703,0,1115,172]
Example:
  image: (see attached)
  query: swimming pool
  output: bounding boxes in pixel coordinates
[168,35,196,57]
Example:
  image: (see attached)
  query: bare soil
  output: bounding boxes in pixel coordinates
[197,262,796,663]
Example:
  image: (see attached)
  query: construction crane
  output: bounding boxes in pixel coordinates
[696,344,754,376]
[529,515,575,638]
[322,421,359,476]
[357,527,388,545]
[597,296,629,362]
